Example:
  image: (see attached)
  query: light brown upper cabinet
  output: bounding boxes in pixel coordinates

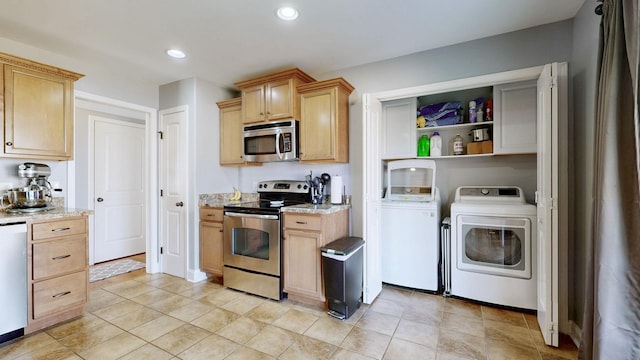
[218,98,244,165]
[1,53,83,160]
[235,68,315,124]
[298,78,354,163]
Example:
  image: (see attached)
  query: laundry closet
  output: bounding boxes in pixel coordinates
[361,63,568,347]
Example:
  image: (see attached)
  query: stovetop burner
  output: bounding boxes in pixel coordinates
[224,180,311,214]
[6,204,56,214]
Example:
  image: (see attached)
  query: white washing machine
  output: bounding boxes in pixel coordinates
[450,186,537,310]
[381,159,441,292]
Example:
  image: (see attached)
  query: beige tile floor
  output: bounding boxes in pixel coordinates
[1,260,578,359]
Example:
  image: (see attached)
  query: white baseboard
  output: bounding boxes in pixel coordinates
[188,269,208,283]
[568,320,582,348]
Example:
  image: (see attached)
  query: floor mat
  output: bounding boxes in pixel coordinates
[89,259,145,282]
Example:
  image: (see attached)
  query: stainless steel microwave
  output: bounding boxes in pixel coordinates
[243,120,299,162]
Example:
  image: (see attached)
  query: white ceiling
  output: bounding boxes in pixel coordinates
[0,0,586,89]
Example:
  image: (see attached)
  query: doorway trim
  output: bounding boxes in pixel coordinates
[74,90,160,273]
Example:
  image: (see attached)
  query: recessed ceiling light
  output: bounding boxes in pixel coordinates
[166,49,186,59]
[276,6,299,21]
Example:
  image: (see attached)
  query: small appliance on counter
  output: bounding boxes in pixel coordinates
[2,163,55,213]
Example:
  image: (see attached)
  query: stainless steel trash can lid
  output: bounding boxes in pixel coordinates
[321,236,365,256]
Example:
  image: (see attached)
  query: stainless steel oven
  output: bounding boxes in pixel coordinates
[223,180,310,300]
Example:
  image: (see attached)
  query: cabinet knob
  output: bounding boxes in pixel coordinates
[176,201,184,207]
[5,142,12,146]
[97,197,104,202]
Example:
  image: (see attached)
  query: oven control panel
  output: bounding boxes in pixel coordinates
[257,180,309,193]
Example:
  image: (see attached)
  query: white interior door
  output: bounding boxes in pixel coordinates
[363,93,383,303]
[536,63,559,346]
[159,106,188,278]
[94,116,146,263]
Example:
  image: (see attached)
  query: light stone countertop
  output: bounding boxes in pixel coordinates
[199,193,350,215]
[0,207,93,224]
[199,193,259,207]
[280,203,350,215]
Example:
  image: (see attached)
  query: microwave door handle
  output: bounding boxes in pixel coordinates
[275,131,284,160]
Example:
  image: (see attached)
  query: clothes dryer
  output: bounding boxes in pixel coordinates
[450,186,536,310]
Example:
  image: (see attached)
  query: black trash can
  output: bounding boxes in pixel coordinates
[321,236,365,320]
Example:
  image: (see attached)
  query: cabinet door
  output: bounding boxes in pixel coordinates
[200,221,223,276]
[4,65,73,159]
[300,88,336,161]
[242,84,265,124]
[219,102,245,165]
[381,98,417,159]
[266,78,293,120]
[283,229,325,301]
[493,80,537,154]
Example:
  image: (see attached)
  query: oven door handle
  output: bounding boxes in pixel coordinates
[224,212,279,220]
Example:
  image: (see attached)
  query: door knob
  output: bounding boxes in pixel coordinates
[176,201,184,207]
[97,197,104,202]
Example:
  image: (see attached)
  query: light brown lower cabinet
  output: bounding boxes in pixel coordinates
[283,209,349,302]
[199,207,224,277]
[26,215,88,334]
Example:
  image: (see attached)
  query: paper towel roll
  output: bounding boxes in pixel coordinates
[331,175,343,204]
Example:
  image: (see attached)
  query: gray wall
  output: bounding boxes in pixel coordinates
[569,3,600,330]
[320,20,574,237]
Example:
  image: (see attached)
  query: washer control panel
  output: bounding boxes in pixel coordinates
[455,186,525,203]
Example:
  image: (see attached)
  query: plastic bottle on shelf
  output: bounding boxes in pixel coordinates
[417,135,430,157]
[469,101,477,123]
[486,99,493,121]
[453,133,464,155]
[476,104,484,122]
[430,132,442,157]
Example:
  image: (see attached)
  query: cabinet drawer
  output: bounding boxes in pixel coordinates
[32,218,86,240]
[284,214,322,231]
[200,207,224,222]
[33,271,87,319]
[33,237,86,280]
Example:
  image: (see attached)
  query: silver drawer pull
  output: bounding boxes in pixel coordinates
[52,291,71,298]
[52,254,71,260]
[52,227,71,232]
[295,221,307,224]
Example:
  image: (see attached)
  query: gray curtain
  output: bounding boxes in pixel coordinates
[580,0,640,359]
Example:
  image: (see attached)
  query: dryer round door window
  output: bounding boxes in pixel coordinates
[456,215,532,279]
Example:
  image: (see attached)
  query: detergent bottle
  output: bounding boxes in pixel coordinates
[418,135,430,157]
[430,132,442,157]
